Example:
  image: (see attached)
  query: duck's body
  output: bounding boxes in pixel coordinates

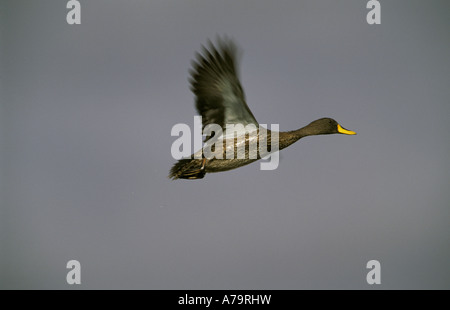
[171,128,271,179]
[169,38,356,180]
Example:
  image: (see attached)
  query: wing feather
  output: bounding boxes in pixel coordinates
[189,38,258,141]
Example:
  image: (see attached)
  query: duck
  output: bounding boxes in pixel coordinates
[169,38,356,180]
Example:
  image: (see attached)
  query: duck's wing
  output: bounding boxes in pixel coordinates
[190,39,258,141]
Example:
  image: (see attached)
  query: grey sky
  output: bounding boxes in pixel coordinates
[1,0,449,289]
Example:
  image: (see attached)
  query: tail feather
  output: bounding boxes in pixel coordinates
[169,159,205,180]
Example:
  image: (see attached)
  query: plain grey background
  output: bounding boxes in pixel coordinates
[1,0,449,289]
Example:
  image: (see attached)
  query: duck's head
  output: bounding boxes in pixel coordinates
[306,118,357,136]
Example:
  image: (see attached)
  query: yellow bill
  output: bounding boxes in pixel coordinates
[337,124,357,135]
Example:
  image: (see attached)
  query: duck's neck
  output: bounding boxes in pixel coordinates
[279,127,314,150]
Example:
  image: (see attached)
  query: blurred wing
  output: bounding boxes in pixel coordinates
[189,39,258,141]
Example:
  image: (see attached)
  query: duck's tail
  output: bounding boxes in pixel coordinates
[169,159,206,180]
